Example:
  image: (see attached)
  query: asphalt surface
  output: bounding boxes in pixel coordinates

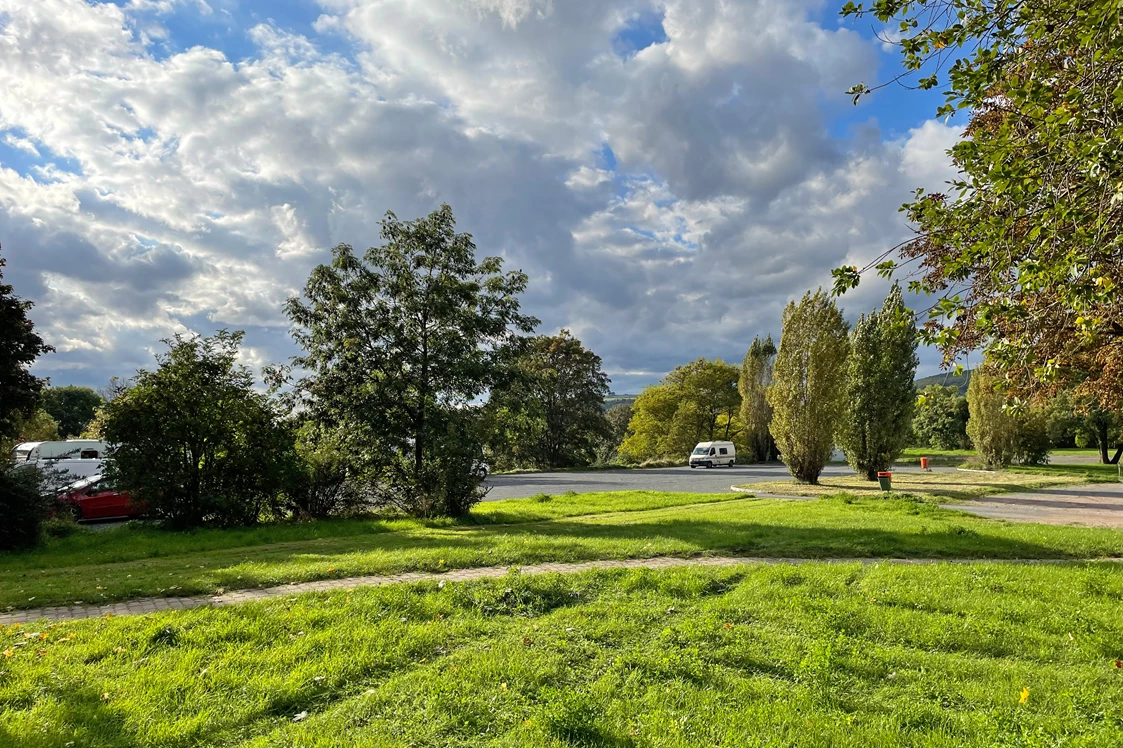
[482,463,854,501]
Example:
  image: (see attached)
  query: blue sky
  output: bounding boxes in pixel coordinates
[1,0,963,394]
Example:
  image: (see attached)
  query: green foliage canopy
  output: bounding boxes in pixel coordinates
[102,331,295,529]
[486,330,610,469]
[913,385,970,450]
[281,205,537,517]
[42,386,104,438]
[0,250,52,441]
[835,0,1123,409]
[620,359,742,463]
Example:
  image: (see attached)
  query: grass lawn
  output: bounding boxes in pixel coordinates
[5,492,1123,612]
[3,562,1123,746]
[897,447,976,467]
[740,468,1095,502]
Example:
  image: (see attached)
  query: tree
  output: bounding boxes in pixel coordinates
[0,409,60,456]
[0,249,53,441]
[966,370,1018,470]
[768,289,851,484]
[594,402,633,465]
[739,335,778,462]
[913,385,970,450]
[837,286,919,480]
[835,0,1123,410]
[1075,405,1123,466]
[42,386,104,437]
[102,331,296,529]
[280,205,537,518]
[487,331,610,469]
[619,359,742,463]
[0,249,54,550]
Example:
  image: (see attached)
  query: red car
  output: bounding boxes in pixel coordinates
[56,475,145,521]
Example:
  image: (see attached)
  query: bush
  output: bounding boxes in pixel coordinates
[43,513,81,539]
[0,465,50,551]
[102,332,296,529]
[287,424,370,520]
[374,413,489,518]
[1013,409,1051,466]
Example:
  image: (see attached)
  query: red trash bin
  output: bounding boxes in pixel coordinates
[919,457,930,471]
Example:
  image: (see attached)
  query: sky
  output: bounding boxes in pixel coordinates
[0,0,965,395]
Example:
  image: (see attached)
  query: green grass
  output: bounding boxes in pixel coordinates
[5,492,1123,612]
[897,447,976,467]
[1009,462,1122,483]
[741,468,1091,502]
[4,562,1123,746]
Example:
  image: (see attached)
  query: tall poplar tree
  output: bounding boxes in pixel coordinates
[739,335,777,462]
[837,285,919,480]
[768,290,851,484]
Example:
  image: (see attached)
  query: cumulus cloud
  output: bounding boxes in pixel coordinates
[0,0,959,392]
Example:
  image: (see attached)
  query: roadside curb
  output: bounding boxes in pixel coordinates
[5,554,1122,626]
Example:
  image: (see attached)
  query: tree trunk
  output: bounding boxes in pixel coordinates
[1110,445,1123,466]
[1098,422,1111,464]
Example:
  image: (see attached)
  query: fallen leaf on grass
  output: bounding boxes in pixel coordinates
[1019,687,1030,705]
[293,711,308,722]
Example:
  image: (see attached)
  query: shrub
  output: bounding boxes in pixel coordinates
[0,465,50,551]
[102,331,296,529]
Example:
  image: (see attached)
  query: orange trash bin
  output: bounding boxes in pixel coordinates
[920,457,930,471]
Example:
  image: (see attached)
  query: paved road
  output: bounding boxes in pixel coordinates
[483,463,854,501]
[948,482,1123,528]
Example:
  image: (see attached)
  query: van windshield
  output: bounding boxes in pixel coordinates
[12,448,32,462]
[692,447,709,455]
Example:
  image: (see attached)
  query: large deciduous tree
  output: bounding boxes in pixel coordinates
[619,359,742,463]
[42,386,104,437]
[739,335,778,462]
[768,290,851,484]
[102,331,295,529]
[0,249,54,550]
[487,330,610,469]
[837,286,919,480]
[281,205,537,518]
[0,249,53,441]
[835,0,1123,410]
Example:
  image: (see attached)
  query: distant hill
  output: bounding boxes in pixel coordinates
[915,370,972,395]
[604,394,638,410]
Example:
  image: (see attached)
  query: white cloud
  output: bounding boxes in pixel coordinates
[0,0,959,390]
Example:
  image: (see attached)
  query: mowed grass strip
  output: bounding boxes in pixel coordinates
[4,493,1123,611]
[742,468,1094,502]
[3,563,1123,747]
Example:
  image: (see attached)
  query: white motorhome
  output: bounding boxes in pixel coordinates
[688,440,736,468]
[10,440,109,483]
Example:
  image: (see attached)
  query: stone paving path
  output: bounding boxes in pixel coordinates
[4,554,1121,626]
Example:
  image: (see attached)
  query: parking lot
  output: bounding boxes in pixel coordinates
[482,463,853,501]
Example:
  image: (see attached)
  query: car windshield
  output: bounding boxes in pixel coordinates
[692,447,709,455]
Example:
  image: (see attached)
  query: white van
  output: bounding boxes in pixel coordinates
[688,441,736,468]
[10,440,109,484]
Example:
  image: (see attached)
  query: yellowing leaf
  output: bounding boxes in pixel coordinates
[3,649,12,658]
[1019,687,1030,704]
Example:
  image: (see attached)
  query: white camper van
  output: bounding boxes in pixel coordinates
[688,441,736,468]
[10,440,109,483]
